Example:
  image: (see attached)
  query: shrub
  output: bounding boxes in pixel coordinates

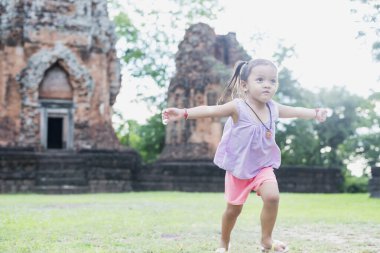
[343,174,369,193]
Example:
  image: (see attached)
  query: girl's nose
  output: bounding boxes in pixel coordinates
[263,81,271,88]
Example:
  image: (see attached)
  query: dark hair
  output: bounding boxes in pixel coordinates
[217,59,278,104]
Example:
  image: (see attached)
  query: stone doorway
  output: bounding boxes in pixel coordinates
[40,100,74,150]
[39,63,74,150]
[47,117,63,149]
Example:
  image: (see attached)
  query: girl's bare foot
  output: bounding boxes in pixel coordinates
[261,239,288,252]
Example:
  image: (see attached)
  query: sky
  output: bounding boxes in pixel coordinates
[113,0,380,125]
[211,0,379,95]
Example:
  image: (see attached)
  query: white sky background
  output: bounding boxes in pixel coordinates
[112,0,379,175]
[212,0,380,95]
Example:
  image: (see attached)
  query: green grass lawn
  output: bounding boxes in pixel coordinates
[0,192,379,253]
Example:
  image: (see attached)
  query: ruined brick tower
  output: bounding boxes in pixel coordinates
[0,0,121,150]
[159,23,250,161]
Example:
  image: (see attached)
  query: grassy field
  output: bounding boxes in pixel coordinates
[0,192,379,253]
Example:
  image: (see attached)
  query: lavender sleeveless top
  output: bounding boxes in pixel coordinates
[213,98,281,179]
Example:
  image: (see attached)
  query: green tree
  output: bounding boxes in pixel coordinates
[274,69,321,166]
[339,91,380,168]
[272,45,378,169]
[135,113,166,163]
[115,112,165,163]
[114,111,141,149]
[272,46,321,166]
[275,71,377,169]
[314,87,375,167]
[350,0,380,61]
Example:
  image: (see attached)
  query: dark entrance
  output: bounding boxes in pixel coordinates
[47,117,63,149]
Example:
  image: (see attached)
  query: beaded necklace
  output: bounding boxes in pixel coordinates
[244,101,272,139]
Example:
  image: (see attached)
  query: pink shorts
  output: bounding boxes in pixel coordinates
[225,167,277,205]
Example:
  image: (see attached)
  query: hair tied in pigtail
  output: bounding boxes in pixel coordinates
[240,61,248,75]
[238,61,248,85]
[217,60,248,105]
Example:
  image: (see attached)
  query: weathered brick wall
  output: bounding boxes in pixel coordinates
[275,166,343,193]
[369,167,380,198]
[0,148,37,192]
[0,148,344,194]
[0,149,140,193]
[134,160,225,192]
[134,161,344,193]
[0,0,121,150]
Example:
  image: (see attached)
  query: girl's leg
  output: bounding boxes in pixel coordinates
[219,203,243,250]
[259,182,287,251]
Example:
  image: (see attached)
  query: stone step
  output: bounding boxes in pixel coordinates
[34,185,90,194]
[37,163,84,170]
[37,153,82,157]
[36,177,88,186]
[38,156,84,163]
[36,155,84,164]
[36,169,86,178]
[37,160,84,165]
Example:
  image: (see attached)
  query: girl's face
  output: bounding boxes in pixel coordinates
[242,64,278,103]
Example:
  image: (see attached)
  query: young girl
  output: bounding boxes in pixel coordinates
[161,59,328,253]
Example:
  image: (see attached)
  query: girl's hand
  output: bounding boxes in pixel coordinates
[316,108,328,123]
[162,108,186,125]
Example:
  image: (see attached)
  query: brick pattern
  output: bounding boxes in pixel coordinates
[0,149,139,194]
[0,149,344,194]
[0,0,121,150]
[134,162,343,193]
[275,166,343,193]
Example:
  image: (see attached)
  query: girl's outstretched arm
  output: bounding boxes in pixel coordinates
[275,101,328,123]
[162,100,238,124]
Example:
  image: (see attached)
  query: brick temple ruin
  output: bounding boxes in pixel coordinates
[0,0,139,193]
[0,0,120,150]
[0,1,361,194]
[159,23,250,161]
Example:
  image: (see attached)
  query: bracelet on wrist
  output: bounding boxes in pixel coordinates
[184,108,188,120]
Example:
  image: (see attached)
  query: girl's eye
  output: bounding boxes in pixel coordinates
[256,78,264,83]
[271,80,277,85]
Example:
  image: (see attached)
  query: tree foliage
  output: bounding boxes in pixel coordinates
[350,0,380,61]
[273,46,379,170]
[115,112,165,164]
